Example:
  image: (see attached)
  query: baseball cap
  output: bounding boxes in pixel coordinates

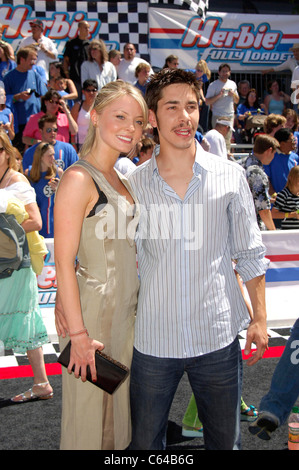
[216,119,235,131]
[29,19,44,29]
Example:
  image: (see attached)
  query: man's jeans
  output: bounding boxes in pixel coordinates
[130,337,242,450]
[259,317,299,426]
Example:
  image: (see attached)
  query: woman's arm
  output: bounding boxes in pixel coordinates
[54,167,104,381]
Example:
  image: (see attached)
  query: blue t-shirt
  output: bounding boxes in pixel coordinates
[264,151,299,193]
[0,107,12,135]
[23,140,79,172]
[0,59,16,79]
[30,170,57,238]
[3,68,48,126]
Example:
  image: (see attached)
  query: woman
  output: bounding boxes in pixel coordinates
[0,86,14,141]
[0,130,53,403]
[48,61,78,102]
[54,80,148,450]
[195,60,211,133]
[70,79,98,152]
[0,40,16,79]
[237,88,266,125]
[80,39,117,91]
[26,142,63,238]
[263,80,290,115]
[22,89,78,147]
[162,54,179,69]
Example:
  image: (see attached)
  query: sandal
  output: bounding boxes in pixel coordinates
[241,404,258,422]
[10,381,53,404]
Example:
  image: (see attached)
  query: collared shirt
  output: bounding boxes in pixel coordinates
[128,142,269,358]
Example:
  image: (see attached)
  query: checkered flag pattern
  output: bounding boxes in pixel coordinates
[0,1,208,61]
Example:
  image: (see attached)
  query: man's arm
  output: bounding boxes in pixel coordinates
[244,275,268,366]
[258,209,276,230]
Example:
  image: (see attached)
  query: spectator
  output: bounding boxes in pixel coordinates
[18,19,58,80]
[272,166,299,230]
[162,55,179,69]
[262,43,299,75]
[63,20,90,99]
[22,115,78,172]
[117,43,153,84]
[263,79,290,115]
[264,127,299,194]
[108,49,122,73]
[3,46,48,153]
[195,59,211,133]
[134,62,151,96]
[71,79,98,151]
[134,137,154,166]
[237,80,251,105]
[48,61,78,102]
[240,134,279,231]
[0,40,16,79]
[53,76,75,110]
[26,142,63,238]
[283,108,299,155]
[204,118,234,159]
[263,114,286,136]
[0,86,14,141]
[81,39,117,91]
[22,89,78,147]
[205,63,239,150]
[237,89,266,125]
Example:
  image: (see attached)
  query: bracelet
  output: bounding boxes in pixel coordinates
[285,213,289,218]
[69,327,89,337]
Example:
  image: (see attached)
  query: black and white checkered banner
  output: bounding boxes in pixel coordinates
[0,1,208,62]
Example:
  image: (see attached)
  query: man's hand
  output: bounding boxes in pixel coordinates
[244,319,268,366]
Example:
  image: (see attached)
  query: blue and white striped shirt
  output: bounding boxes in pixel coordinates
[128,142,269,358]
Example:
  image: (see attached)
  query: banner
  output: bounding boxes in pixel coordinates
[148,8,299,71]
[262,230,299,327]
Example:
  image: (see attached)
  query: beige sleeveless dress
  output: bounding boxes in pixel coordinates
[59,160,140,450]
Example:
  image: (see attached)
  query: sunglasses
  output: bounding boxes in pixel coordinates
[48,99,60,105]
[85,88,98,93]
[45,127,58,133]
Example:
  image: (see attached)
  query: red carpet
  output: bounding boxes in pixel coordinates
[0,346,285,380]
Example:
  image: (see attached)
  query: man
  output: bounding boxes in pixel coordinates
[240,134,279,231]
[18,19,58,79]
[117,43,153,84]
[205,63,239,150]
[263,127,299,194]
[3,46,48,152]
[237,80,251,105]
[22,115,78,172]
[63,20,91,98]
[128,69,269,450]
[262,43,299,75]
[204,117,234,158]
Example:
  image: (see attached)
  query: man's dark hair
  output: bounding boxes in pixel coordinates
[145,68,201,114]
[274,127,292,143]
[38,114,57,130]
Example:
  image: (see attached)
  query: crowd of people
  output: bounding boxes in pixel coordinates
[0,18,299,451]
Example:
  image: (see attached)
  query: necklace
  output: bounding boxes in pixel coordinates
[0,167,9,184]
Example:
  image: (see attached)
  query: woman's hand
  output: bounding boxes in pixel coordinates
[68,334,105,383]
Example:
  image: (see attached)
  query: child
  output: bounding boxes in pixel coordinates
[272,166,299,229]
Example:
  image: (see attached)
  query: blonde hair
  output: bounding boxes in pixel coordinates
[29,142,56,182]
[0,129,16,169]
[88,39,108,64]
[195,59,211,80]
[286,166,299,193]
[80,80,148,159]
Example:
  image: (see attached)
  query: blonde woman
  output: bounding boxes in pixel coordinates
[26,142,62,238]
[0,130,53,405]
[195,59,211,132]
[81,39,117,91]
[54,80,148,449]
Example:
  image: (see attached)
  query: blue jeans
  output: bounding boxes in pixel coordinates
[259,317,299,426]
[130,337,242,450]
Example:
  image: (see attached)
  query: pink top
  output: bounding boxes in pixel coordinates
[23,111,70,142]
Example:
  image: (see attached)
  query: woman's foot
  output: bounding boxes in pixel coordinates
[11,381,53,403]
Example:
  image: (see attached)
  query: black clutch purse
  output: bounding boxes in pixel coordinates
[58,341,129,394]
